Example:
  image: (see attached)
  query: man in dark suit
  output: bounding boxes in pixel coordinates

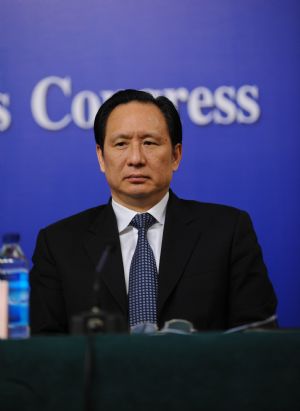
[30,89,277,334]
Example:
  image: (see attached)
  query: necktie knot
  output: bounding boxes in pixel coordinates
[130,213,156,231]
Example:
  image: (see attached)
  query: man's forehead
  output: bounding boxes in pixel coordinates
[105,101,169,134]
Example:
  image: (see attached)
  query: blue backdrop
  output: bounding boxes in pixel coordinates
[1,0,299,327]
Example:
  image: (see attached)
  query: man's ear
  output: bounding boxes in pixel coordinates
[172,143,182,171]
[96,144,105,173]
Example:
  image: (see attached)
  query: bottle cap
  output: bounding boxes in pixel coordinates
[2,233,20,244]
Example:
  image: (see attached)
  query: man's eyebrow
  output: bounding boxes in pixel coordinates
[111,132,162,140]
[142,132,161,138]
[110,134,131,140]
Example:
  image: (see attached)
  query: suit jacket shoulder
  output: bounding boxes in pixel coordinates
[166,192,251,241]
[40,204,107,236]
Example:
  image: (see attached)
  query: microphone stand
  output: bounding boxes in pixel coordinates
[70,244,127,411]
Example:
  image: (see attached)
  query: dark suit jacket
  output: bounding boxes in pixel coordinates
[29,192,277,334]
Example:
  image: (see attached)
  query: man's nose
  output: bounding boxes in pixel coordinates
[127,142,145,166]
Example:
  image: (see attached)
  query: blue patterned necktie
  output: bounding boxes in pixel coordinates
[128,213,158,328]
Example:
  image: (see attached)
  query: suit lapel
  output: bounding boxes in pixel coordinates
[158,192,203,317]
[83,203,127,315]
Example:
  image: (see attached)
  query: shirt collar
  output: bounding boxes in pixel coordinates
[112,191,169,233]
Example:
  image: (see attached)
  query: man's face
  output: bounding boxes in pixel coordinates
[96,101,182,210]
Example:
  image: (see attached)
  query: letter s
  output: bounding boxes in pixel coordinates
[31,76,72,130]
[0,93,12,132]
[236,85,261,124]
[213,86,236,124]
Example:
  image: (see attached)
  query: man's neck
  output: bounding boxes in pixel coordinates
[111,191,169,212]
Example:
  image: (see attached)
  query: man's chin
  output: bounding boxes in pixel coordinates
[119,186,165,201]
[125,189,153,199]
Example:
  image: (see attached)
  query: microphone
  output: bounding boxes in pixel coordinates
[93,242,115,310]
[71,243,128,335]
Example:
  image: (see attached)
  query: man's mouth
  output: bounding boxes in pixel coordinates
[125,174,149,183]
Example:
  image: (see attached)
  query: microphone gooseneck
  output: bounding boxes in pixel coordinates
[92,243,115,310]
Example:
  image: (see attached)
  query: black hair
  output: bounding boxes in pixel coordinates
[93,89,182,150]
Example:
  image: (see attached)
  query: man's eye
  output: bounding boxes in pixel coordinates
[115,141,126,147]
[144,140,157,145]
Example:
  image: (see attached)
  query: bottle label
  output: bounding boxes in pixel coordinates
[2,268,29,338]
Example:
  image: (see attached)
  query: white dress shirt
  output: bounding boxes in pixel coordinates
[111,192,169,292]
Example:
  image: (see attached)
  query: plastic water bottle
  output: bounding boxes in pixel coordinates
[0,233,30,338]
